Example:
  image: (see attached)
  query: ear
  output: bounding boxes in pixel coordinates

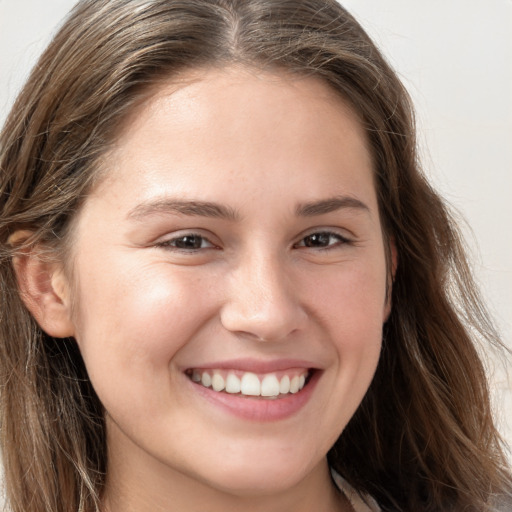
[9,231,75,338]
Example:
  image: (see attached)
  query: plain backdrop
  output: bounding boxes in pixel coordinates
[1,0,511,495]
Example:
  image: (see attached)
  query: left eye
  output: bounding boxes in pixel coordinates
[160,234,214,250]
[295,231,349,249]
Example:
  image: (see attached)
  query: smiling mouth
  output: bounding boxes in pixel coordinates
[185,368,312,399]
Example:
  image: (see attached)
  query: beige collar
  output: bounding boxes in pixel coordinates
[330,470,381,512]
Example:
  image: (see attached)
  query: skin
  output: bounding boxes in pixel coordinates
[19,66,394,511]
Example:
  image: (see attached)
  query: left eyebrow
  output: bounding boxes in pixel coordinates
[295,195,370,217]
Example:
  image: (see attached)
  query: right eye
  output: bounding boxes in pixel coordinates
[157,233,216,251]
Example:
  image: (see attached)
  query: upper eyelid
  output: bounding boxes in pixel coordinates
[296,231,350,243]
[154,227,354,248]
[295,228,354,242]
[156,232,217,248]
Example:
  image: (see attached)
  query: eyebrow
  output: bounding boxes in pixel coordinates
[295,196,370,216]
[127,199,240,221]
[127,195,369,222]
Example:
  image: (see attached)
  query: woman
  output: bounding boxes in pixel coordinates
[0,1,510,511]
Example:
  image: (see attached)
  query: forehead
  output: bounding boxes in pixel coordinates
[89,65,376,218]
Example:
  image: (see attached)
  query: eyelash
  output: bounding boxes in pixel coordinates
[293,230,352,250]
[156,233,216,252]
[156,230,352,252]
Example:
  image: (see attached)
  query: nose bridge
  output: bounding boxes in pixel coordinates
[220,245,305,341]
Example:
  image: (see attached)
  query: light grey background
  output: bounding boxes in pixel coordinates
[340,0,512,444]
[1,0,511,498]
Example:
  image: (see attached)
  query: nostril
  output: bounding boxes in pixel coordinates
[219,303,307,343]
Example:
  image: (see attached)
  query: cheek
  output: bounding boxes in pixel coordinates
[306,256,388,336]
[310,258,386,382]
[71,259,216,401]
[289,260,386,449]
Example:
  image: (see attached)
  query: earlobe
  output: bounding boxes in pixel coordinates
[9,231,75,338]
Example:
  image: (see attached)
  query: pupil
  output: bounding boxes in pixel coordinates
[176,235,201,249]
[305,233,329,247]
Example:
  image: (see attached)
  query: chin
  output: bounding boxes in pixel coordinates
[192,452,318,497]
[205,470,305,497]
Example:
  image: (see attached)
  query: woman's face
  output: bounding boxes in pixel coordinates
[65,67,392,497]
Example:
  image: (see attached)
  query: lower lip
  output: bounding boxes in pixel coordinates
[186,371,320,422]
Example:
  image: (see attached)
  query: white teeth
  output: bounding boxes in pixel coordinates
[201,372,212,388]
[260,374,280,397]
[240,372,261,396]
[211,373,225,392]
[225,373,241,394]
[279,375,290,394]
[193,369,309,397]
[289,375,300,394]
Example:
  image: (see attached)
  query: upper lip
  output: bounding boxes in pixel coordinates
[183,358,319,374]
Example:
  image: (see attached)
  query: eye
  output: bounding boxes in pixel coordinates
[295,231,350,249]
[158,233,216,251]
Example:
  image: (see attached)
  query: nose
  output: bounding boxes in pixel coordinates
[219,252,307,342]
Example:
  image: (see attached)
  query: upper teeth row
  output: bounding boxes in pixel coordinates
[191,370,308,397]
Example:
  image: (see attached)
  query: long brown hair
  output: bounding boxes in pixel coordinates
[0,1,510,511]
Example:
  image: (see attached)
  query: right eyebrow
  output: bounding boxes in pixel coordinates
[127,199,240,222]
